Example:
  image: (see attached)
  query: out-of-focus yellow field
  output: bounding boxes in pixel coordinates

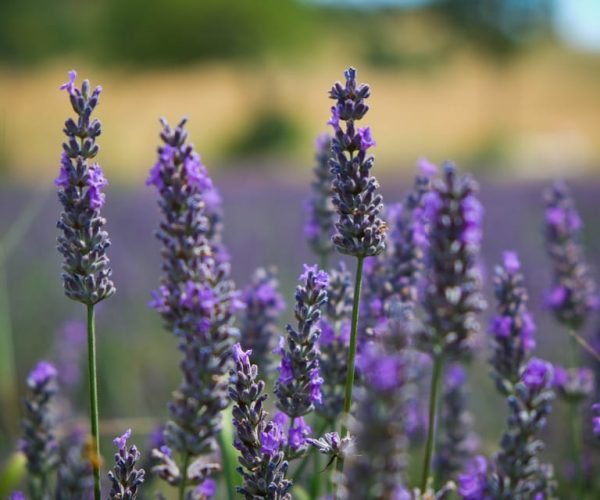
[1,44,599,184]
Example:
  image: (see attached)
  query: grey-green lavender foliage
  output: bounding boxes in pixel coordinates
[55,70,115,305]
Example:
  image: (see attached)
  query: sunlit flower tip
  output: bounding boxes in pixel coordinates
[59,70,77,93]
[417,156,438,177]
[28,361,58,388]
[113,428,132,450]
[232,343,251,365]
[502,251,521,273]
[358,126,376,149]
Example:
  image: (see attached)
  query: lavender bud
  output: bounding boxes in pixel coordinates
[55,70,115,305]
[328,67,386,258]
[304,133,336,259]
[229,343,292,499]
[307,432,352,463]
[275,265,328,418]
[457,455,490,500]
[317,262,353,421]
[489,251,536,393]
[20,361,60,498]
[108,429,146,499]
[543,180,597,331]
[435,364,479,481]
[239,267,285,372]
[418,162,486,358]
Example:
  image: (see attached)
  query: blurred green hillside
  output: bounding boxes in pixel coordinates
[1,0,599,183]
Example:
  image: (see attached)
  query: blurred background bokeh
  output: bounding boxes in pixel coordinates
[1,0,599,495]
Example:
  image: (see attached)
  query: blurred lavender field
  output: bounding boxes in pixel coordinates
[1,170,599,469]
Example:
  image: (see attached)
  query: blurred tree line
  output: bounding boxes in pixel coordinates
[0,0,556,67]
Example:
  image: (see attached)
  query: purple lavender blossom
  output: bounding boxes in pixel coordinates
[195,478,216,499]
[489,251,537,393]
[147,118,241,492]
[458,456,489,500]
[435,364,479,481]
[543,180,597,330]
[304,132,335,261]
[487,357,556,498]
[229,343,292,498]
[275,265,328,419]
[553,365,595,403]
[417,162,486,358]
[55,70,115,305]
[108,429,146,499]
[239,267,285,371]
[20,361,60,498]
[344,318,411,498]
[328,67,386,258]
[592,403,600,439]
[317,262,353,421]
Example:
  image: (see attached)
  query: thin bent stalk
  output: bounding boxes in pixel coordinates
[334,255,365,496]
[420,355,444,493]
[86,304,101,499]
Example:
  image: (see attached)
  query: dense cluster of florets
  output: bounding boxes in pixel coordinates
[55,71,115,305]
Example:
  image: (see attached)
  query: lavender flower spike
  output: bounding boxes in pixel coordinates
[275,264,328,418]
[305,132,335,263]
[229,343,292,499]
[56,70,115,305]
[329,67,386,258]
[108,429,146,499]
[489,251,536,394]
[344,318,410,499]
[488,358,557,498]
[239,267,285,372]
[147,117,241,494]
[19,361,59,499]
[544,180,597,331]
[418,162,486,358]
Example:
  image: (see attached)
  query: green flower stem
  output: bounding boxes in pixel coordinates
[334,255,365,496]
[86,304,101,500]
[420,354,444,493]
[178,452,190,500]
[217,424,237,500]
[568,332,583,496]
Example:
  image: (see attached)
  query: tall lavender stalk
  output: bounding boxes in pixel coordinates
[19,362,59,500]
[327,67,386,484]
[417,162,485,491]
[229,343,292,498]
[343,317,410,498]
[239,267,285,373]
[55,70,115,498]
[304,133,335,268]
[543,180,597,489]
[147,118,241,498]
[480,252,556,498]
[274,265,328,420]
